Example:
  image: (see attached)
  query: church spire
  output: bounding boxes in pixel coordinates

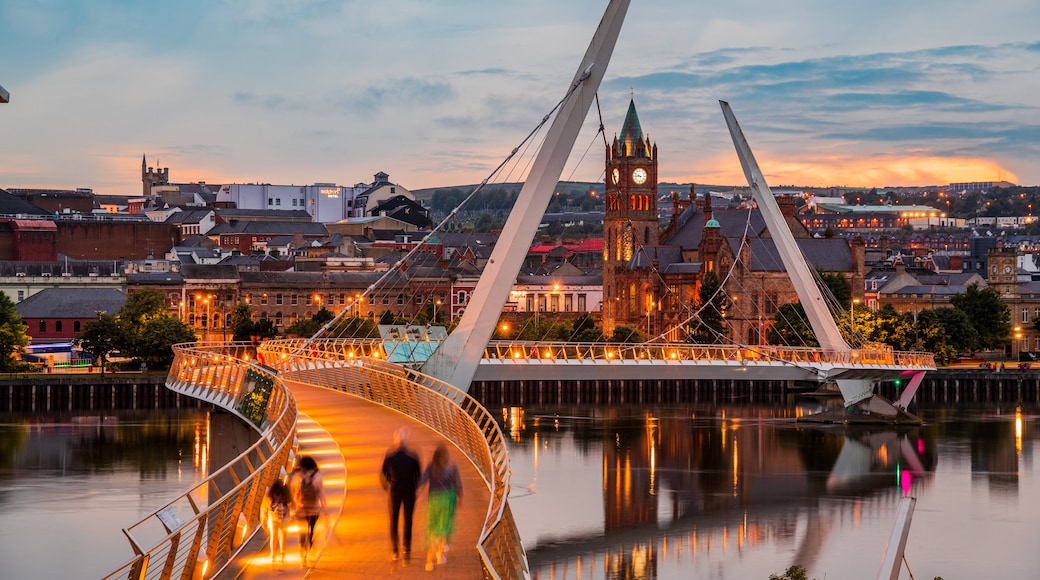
[618,98,643,156]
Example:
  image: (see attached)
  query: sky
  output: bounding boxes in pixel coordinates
[1,0,1039,196]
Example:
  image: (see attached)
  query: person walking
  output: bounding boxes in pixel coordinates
[261,479,291,568]
[420,444,463,572]
[380,427,422,565]
[290,456,326,567]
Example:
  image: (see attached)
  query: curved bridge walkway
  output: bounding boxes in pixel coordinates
[223,382,488,580]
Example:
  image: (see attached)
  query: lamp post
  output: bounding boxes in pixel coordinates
[851,298,860,339]
[434,298,441,324]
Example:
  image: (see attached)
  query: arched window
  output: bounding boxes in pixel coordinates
[39,320,46,333]
[74,321,81,332]
[55,321,63,333]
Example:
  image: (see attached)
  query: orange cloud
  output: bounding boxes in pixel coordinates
[676,151,1018,188]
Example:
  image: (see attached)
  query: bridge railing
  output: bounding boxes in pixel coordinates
[258,339,529,580]
[282,337,935,369]
[481,340,934,368]
[102,342,297,580]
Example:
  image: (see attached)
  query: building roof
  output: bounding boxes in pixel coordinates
[0,188,52,216]
[208,221,328,236]
[16,288,126,318]
[727,237,853,272]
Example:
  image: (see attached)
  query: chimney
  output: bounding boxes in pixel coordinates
[950,255,963,271]
[777,195,796,221]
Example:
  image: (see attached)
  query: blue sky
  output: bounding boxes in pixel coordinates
[1,0,1038,195]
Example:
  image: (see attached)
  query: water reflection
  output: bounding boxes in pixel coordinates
[0,410,209,579]
[501,400,1040,579]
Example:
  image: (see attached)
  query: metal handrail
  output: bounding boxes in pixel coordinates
[258,339,529,580]
[101,342,297,580]
[271,337,936,370]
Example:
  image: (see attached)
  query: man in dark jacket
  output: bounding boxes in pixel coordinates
[380,427,422,564]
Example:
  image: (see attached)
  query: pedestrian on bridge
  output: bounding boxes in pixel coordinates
[420,444,463,572]
[261,479,291,568]
[290,456,326,567]
[381,427,422,565]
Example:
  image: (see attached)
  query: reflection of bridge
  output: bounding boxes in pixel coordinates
[100,0,934,577]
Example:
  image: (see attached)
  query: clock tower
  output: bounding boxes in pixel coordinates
[603,99,659,335]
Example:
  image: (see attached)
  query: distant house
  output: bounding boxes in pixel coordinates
[16,288,127,344]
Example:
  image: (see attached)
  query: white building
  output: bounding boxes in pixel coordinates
[215,172,414,224]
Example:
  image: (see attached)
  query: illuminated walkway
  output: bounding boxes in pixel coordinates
[221,383,488,579]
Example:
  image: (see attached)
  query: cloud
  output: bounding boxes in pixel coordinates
[336,77,454,115]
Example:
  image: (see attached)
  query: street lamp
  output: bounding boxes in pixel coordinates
[433,299,441,324]
[851,298,860,339]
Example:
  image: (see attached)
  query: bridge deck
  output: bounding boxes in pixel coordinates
[221,382,487,579]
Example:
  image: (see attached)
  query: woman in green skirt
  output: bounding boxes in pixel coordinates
[420,444,463,571]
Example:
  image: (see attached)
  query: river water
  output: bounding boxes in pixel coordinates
[3,391,1039,579]
[0,409,208,580]
[502,397,1040,580]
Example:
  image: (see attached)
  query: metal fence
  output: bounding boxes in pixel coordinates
[101,342,297,580]
[259,339,530,580]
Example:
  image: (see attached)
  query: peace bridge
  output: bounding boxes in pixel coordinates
[95,1,936,578]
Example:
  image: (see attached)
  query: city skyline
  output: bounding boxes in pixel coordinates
[1,0,1038,196]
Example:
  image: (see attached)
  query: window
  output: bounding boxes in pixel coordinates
[260,294,268,306]
[457,291,467,305]
[550,295,559,312]
[39,320,46,332]
[275,313,283,327]
[416,295,423,305]
[339,294,345,305]
[1024,308,1029,323]
[276,294,283,306]
[74,321,80,332]
[765,293,779,315]
[275,198,281,206]
[268,199,273,206]
[291,294,298,306]
[55,321,62,333]
[526,295,534,312]
[397,294,404,305]
[564,294,573,311]
[382,295,389,305]
[292,199,297,206]
[306,295,313,305]
[390,187,396,193]
[16,290,23,302]
[245,293,252,304]
[751,293,760,316]
[578,294,586,311]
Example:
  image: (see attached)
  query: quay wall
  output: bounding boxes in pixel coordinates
[0,374,207,413]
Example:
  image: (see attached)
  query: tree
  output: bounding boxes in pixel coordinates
[0,293,29,371]
[120,288,168,326]
[932,307,978,355]
[769,566,810,580]
[690,271,729,343]
[950,283,1010,351]
[133,317,196,369]
[818,271,851,308]
[75,313,123,376]
[284,308,337,338]
[869,304,915,351]
[229,303,255,341]
[571,313,603,342]
[766,303,817,347]
[609,325,643,343]
[251,318,278,340]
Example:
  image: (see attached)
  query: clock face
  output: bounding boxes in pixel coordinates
[1005,265,1012,273]
[632,167,648,185]
[611,168,620,184]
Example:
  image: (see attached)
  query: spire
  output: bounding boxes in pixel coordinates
[619,98,643,156]
[142,154,147,168]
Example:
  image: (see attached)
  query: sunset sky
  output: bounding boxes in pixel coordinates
[1,0,1038,196]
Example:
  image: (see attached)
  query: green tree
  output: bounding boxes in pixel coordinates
[950,283,1010,351]
[120,288,169,326]
[284,318,321,338]
[932,307,978,354]
[229,304,255,341]
[690,271,729,343]
[571,312,603,342]
[818,271,851,308]
[74,313,123,376]
[869,304,915,351]
[766,302,817,347]
[0,293,30,372]
[914,309,957,364]
[609,325,643,342]
[251,318,278,340]
[133,317,196,369]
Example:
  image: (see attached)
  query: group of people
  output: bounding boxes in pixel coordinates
[261,427,463,573]
[381,427,464,572]
[262,455,327,569]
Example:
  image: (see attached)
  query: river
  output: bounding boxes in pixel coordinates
[502,396,1040,580]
